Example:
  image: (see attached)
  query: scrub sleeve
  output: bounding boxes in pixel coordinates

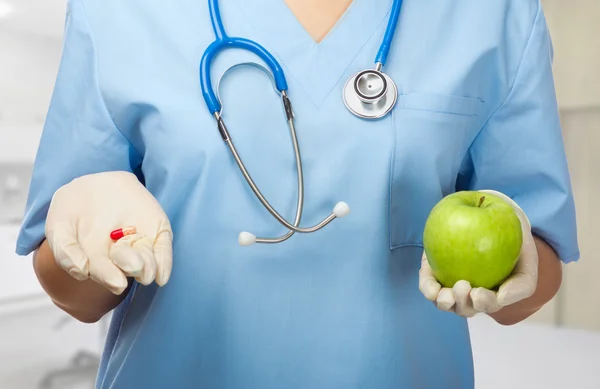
[15,0,141,256]
[456,6,580,263]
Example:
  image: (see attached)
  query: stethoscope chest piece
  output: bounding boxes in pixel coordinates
[343,69,398,120]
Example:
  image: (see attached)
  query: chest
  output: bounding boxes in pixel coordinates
[91,0,504,246]
[98,1,497,161]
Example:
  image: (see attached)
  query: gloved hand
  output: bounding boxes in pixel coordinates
[45,171,173,295]
[419,190,539,317]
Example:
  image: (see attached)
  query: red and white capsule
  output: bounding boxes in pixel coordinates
[110,226,137,241]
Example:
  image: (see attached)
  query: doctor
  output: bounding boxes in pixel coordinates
[18,0,578,388]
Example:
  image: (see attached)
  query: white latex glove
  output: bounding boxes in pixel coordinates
[419,190,539,317]
[45,171,173,295]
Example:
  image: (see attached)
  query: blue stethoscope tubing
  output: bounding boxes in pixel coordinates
[199,0,402,246]
[376,0,403,65]
[201,0,402,113]
[201,0,288,114]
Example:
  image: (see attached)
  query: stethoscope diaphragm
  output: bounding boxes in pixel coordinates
[343,68,398,120]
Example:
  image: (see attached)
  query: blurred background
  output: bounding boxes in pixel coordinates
[0,0,598,388]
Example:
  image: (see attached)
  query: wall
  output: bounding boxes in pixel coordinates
[0,2,64,314]
[559,108,600,331]
[0,0,63,157]
[528,0,600,331]
[543,0,600,109]
[0,32,61,129]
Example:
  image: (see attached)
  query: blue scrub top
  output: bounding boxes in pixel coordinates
[17,0,579,388]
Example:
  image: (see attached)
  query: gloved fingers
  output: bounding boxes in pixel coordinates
[436,288,455,312]
[48,223,89,280]
[153,226,173,287]
[452,281,477,317]
[470,287,502,314]
[515,237,539,279]
[132,237,157,286]
[497,248,538,307]
[496,271,537,307]
[57,244,90,282]
[110,234,145,278]
[88,255,129,295]
[419,253,441,301]
[464,189,539,309]
[110,224,173,288]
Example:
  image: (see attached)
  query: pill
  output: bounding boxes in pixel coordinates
[110,226,137,241]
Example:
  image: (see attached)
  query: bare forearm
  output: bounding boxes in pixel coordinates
[488,236,562,325]
[33,239,129,323]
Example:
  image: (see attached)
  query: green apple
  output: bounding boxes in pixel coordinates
[423,191,522,290]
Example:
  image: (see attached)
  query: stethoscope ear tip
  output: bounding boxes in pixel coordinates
[238,231,257,246]
[333,202,350,218]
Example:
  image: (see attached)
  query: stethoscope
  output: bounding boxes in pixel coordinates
[200,0,402,246]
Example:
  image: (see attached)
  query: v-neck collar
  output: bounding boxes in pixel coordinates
[237,0,394,109]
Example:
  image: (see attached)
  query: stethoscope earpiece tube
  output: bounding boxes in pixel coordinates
[206,58,349,245]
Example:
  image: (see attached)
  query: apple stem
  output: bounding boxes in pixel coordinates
[478,196,486,208]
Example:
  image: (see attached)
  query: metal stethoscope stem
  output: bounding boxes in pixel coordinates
[213,90,349,246]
